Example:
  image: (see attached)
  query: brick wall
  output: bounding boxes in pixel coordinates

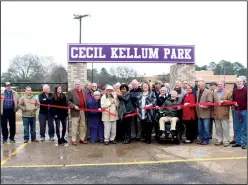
[170,64,196,89]
[68,62,87,91]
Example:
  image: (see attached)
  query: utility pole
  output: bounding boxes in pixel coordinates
[73,14,94,82]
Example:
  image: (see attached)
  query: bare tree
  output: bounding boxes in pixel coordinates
[109,66,139,83]
[3,54,54,82]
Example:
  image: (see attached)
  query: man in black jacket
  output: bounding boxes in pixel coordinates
[38,84,54,142]
[129,80,142,140]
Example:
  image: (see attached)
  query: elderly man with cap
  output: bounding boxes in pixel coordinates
[87,91,104,143]
[68,80,88,145]
[1,82,19,144]
[101,85,119,145]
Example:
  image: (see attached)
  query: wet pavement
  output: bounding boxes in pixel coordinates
[1,139,247,184]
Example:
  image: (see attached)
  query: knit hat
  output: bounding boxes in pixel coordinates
[93,91,101,96]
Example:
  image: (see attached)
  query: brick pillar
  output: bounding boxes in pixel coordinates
[68,63,87,91]
[170,64,196,89]
[67,62,87,139]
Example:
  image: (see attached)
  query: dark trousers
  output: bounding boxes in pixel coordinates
[23,117,36,140]
[141,119,153,142]
[183,119,197,141]
[55,117,67,139]
[39,113,54,138]
[1,109,16,141]
[116,119,123,141]
[122,115,132,141]
[90,123,104,142]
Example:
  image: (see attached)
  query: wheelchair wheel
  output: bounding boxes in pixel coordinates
[173,132,181,145]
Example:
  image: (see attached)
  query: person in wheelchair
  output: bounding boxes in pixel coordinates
[158,90,181,139]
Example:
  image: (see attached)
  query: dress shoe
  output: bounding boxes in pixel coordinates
[110,140,117,144]
[58,139,63,145]
[104,141,109,145]
[71,141,77,145]
[79,140,88,144]
[215,142,223,146]
[241,145,247,149]
[61,138,68,143]
[31,139,39,143]
[230,140,236,144]
[232,144,241,147]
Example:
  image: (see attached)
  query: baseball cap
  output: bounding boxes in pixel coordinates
[210,82,217,86]
[5,82,11,87]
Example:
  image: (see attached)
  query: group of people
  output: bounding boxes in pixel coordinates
[1,76,247,149]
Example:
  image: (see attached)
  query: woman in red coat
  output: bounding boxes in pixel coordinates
[181,84,197,143]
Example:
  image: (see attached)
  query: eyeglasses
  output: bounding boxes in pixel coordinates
[183,83,188,84]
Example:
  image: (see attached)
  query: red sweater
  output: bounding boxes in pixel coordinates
[182,93,196,120]
[76,90,85,108]
[233,87,247,111]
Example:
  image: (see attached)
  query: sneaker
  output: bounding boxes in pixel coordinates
[31,139,39,142]
[23,140,29,143]
[49,137,55,141]
[160,134,165,139]
[104,141,109,145]
[201,142,208,145]
[183,140,192,144]
[9,139,15,143]
[241,145,247,149]
[40,137,45,142]
[2,140,7,144]
[223,143,230,147]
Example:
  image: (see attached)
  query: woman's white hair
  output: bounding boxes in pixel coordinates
[43,84,50,91]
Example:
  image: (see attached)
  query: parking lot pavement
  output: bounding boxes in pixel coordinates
[1,139,247,184]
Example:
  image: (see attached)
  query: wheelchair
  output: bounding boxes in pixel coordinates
[155,110,185,145]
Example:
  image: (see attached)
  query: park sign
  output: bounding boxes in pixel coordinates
[68,44,195,63]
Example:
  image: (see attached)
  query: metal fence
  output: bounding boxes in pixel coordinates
[1,82,68,138]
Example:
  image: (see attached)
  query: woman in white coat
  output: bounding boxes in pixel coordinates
[101,85,119,145]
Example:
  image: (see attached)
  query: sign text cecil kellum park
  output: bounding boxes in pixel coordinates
[68,44,195,63]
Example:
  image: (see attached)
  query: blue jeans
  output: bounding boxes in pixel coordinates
[234,110,247,146]
[198,118,210,143]
[23,117,36,140]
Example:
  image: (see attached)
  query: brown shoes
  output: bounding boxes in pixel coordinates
[215,142,223,146]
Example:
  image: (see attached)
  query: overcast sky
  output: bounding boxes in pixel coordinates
[1,1,247,76]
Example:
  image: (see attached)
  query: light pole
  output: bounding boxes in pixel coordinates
[73,14,94,83]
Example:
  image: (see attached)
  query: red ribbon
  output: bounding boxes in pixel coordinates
[1,97,240,120]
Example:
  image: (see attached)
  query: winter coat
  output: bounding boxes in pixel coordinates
[157,95,167,107]
[118,92,134,120]
[212,89,232,120]
[38,92,53,114]
[182,93,196,120]
[196,88,213,119]
[161,97,181,117]
[50,93,68,119]
[87,98,103,129]
[136,91,157,122]
[19,94,39,117]
[101,94,119,122]
[129,88,142,108]
[67,89,88,118]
